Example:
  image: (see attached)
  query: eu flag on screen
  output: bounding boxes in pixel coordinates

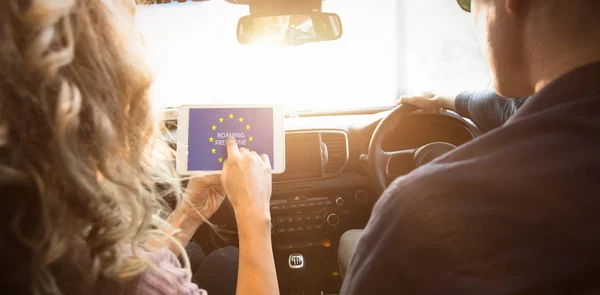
[187,107,274,171]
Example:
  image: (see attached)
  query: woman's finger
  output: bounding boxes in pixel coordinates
[226,137,240,159]
[260,154,272,169]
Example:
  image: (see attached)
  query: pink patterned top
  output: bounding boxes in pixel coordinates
[133,248,207,295]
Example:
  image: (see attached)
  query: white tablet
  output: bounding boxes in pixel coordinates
[177,105,286,175]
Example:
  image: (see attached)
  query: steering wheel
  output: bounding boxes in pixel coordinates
[367,104,457,192]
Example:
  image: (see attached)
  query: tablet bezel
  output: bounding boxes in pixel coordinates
[176,104,285,175]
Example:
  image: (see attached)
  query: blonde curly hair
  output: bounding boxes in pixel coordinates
[0,0,184,293]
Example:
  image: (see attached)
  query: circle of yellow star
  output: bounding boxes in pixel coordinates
[212,125,217,131]
[218,157,223,163]
[211,148,216,154]
[249,136,254,142]
[246,124,251,130]
[209,136,214,142]
[219,117,224,123]
[238,117,244,123]
[229,114,234,119]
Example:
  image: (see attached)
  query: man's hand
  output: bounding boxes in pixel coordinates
[397,91,458,112]
[220,137,272,222]
[185,175,226,222]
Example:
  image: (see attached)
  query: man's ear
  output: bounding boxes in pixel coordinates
[505,0,523,14]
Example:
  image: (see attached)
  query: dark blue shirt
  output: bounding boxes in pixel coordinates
[341,61,600,294]
[456,90,528,133]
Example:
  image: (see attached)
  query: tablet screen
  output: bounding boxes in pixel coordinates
[187,107,275,171]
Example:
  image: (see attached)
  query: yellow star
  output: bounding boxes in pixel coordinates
[239,117,244,123]
[249,136,254,142]
[218,157,223,163]
[212,125,217,131]
[209,136,214,142]
[229,114,234,119]
[211,148,216,154]
[246,124,251,130]
[219,117,224,123]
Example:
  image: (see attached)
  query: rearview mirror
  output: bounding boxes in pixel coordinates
[237,12,343,46]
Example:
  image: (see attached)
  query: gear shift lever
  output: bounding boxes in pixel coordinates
[288,253,323,294]
[289,253,305,269]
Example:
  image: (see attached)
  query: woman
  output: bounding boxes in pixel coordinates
[0,0,278,294]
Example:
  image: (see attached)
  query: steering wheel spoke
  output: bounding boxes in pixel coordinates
[382,149,416,159]
[383,149,416,180]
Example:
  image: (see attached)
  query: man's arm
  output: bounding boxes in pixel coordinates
[399,90,529,133]
[339,186,415,295]
[455,90,528,132]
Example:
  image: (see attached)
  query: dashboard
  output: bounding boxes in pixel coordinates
[162,107,479,293]
[273,131,349,183]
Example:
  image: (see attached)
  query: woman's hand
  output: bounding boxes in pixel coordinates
[397,91,458,112]
[220,137,279,295]
[154,176,226,256]
[185,175,226,222]
[220,137,272,222]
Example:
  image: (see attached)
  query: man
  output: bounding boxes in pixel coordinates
[341,0,600,294]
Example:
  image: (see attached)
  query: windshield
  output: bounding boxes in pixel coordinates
[136,0,490,112]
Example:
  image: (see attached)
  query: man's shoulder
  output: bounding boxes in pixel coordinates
[401,96,600,194]
[347,111,600,294]
[376,99,600,232]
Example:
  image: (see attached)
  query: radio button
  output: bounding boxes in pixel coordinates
[355,190,368,203]
[326,213,340,227]
[289,195,307,202]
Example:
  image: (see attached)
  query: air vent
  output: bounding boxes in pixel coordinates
[321,132,349,177]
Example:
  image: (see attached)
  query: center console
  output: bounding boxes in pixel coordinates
[271,190,369,244]
[270,189,373,294]
[267,130,375,294]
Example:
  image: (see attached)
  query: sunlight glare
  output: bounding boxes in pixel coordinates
[136,0,397,112]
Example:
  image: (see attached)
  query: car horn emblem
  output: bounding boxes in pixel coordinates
[288,253,304,269]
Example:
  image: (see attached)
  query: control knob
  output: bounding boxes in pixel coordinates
[326,213,340,227]
[355,190,368,203]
